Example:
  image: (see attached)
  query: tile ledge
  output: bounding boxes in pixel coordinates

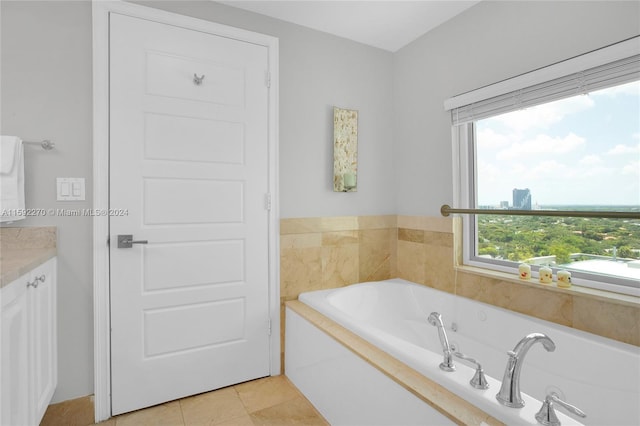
[455,265,640,308]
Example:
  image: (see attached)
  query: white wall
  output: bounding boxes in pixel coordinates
[1,0,94,403]
[133,0,397,218]
[394,0,640,216]
[1,0,395,402]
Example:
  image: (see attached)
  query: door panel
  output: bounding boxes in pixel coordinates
[1,280,30,425]
[145,50,245,106]
[143,178,244,225]
[109,13,270,415]
[142,240,245,291]
[143,298,246,357]
[144,113,245,164]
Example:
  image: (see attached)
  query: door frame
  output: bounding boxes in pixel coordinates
[92,1,279,422]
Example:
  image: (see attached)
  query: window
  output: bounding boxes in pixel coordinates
[447,38,640,296]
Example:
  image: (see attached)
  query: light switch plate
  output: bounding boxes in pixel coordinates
[57,178,85,201]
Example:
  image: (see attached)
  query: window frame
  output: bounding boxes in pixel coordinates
[448,38,640,297]
[454,120,640,297]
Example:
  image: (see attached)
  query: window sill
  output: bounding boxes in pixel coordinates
[455,264,640,309]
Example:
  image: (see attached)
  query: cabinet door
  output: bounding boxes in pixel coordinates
[28,258,57,424]
[1,275,31,426]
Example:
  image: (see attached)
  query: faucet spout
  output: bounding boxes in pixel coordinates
[513,332,556,354]
[427,312,455,372]
[496,333,555,408]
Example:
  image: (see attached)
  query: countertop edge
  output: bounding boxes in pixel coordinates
[1,247,58,288]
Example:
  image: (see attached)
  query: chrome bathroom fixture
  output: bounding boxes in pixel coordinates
[427,312,455,372]
[193,73,205,85]
[535,392,586,426]
[23,139,55,150]
[454,352,489,389]
[496,332,556,408]
[117,234,149,249]
[440,204,640,219]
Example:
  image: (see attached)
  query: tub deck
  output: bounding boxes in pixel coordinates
[286,300,504,425]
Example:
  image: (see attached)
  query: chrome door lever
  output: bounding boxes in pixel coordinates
[117,234,149,248]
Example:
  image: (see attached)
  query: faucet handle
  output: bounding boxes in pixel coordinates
[535,392,586,426]
[453,352,489,390]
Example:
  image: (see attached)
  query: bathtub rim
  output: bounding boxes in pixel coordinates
[299,278,639,354]
[285,299,504,426]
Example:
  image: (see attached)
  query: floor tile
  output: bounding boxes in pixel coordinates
[92,420,116,426]
[41,395,95,426]
[234,376,300,414]
[214,413,256,426]
[115,400,184,426]
[82,376,323,426]
[249,396,328,426]
[179,387,247,426]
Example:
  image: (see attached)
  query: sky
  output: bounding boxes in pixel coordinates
[475,80,640,207]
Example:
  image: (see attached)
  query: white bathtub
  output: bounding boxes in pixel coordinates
[286,279,640,426]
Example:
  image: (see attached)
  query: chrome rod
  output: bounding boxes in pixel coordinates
[440,204,640,219]
[23,139,55,150]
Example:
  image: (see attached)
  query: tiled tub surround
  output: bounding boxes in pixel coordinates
[279,215,397,368]
[281,215,640,347]
[0,226,57,287]
[280,215,397,298]
[395,215,640,347]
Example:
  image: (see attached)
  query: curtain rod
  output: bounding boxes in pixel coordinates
[440,204,640,220]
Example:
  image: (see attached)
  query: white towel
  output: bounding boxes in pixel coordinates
[0,135,26,222]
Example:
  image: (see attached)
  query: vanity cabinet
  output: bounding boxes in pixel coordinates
[1,257,57,425]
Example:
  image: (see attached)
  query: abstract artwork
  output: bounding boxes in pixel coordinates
[333,107,358,192]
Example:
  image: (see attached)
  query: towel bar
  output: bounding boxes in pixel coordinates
[23,139,55,150]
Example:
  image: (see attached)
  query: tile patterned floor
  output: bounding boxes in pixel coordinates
[93,376,328,426]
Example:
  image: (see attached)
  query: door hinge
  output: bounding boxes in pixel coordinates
[265,193,272,211]
[265,70,271,88]
[267,319,272,336]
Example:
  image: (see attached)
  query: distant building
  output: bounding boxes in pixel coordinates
[512,188,532,210]
[500,201,509,209]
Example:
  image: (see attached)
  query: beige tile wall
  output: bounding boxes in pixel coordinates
[279,215,397,369]
[280,215,639,351]
[395,215,640,347]
[280,215,397,298]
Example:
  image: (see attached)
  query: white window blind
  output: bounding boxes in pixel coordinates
[446,38,640,125]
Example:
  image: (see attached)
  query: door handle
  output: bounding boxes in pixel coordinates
[117,234,149,248]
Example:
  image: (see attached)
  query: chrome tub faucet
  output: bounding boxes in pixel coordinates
[427,312,455,372]
[496,332,556,408]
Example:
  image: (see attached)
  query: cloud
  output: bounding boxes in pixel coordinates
[591,80,640,98]
[477,159,502,183]
[508,163,528,176]
[529,159,569,176]
[579,154,602,165]
[525,160,612,180]
[622,160,640,176]
[476,128,511,149]
[497,132,586,160]
[607,143,640,155]
[579,166,616,179]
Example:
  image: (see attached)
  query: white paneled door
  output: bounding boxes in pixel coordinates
[109,13,271,415]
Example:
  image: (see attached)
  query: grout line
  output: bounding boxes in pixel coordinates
[177,398,187,426]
